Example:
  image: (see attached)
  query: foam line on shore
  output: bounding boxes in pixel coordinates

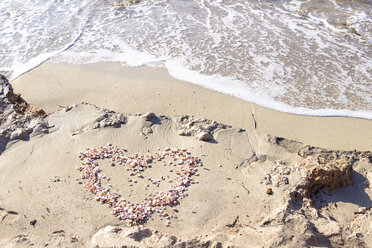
[164,59,372,120]
[8,54,372,120]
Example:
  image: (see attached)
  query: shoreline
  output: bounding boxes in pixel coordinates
[12,61,372,151]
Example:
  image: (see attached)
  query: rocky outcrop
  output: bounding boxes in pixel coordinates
[67,104,127,135]
[257,142,372,247]
[0,75,49,152]
[0,75,46,117]
[92,111,127,129]
[289,154,354,203]
[177,115,231,142]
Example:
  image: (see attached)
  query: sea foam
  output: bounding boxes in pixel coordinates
[1,0,371,119]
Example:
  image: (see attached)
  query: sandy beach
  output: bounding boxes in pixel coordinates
[0,63,371,247]
[11,62,372,152]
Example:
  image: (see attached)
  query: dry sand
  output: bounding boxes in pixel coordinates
[0,64,371,247]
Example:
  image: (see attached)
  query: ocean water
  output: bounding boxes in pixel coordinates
[0,0,371,119]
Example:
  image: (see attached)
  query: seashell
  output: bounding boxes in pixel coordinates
[77,145,201,225]
[129,161,138,168]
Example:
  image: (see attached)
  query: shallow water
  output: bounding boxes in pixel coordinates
[0,0,371,118]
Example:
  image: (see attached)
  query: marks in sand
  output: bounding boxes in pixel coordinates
[0,207,19,224]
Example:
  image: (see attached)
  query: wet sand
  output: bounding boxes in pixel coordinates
[12,61,372,151]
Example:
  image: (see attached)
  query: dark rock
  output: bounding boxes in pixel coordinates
[144,112,156,121]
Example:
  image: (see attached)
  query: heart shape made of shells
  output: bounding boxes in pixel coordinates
[76,144,202,226]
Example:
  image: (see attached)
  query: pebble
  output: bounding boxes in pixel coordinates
[266,188,273,195]
[30,220,37,227]
[144,112,156,121]
[197,131,213,141]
